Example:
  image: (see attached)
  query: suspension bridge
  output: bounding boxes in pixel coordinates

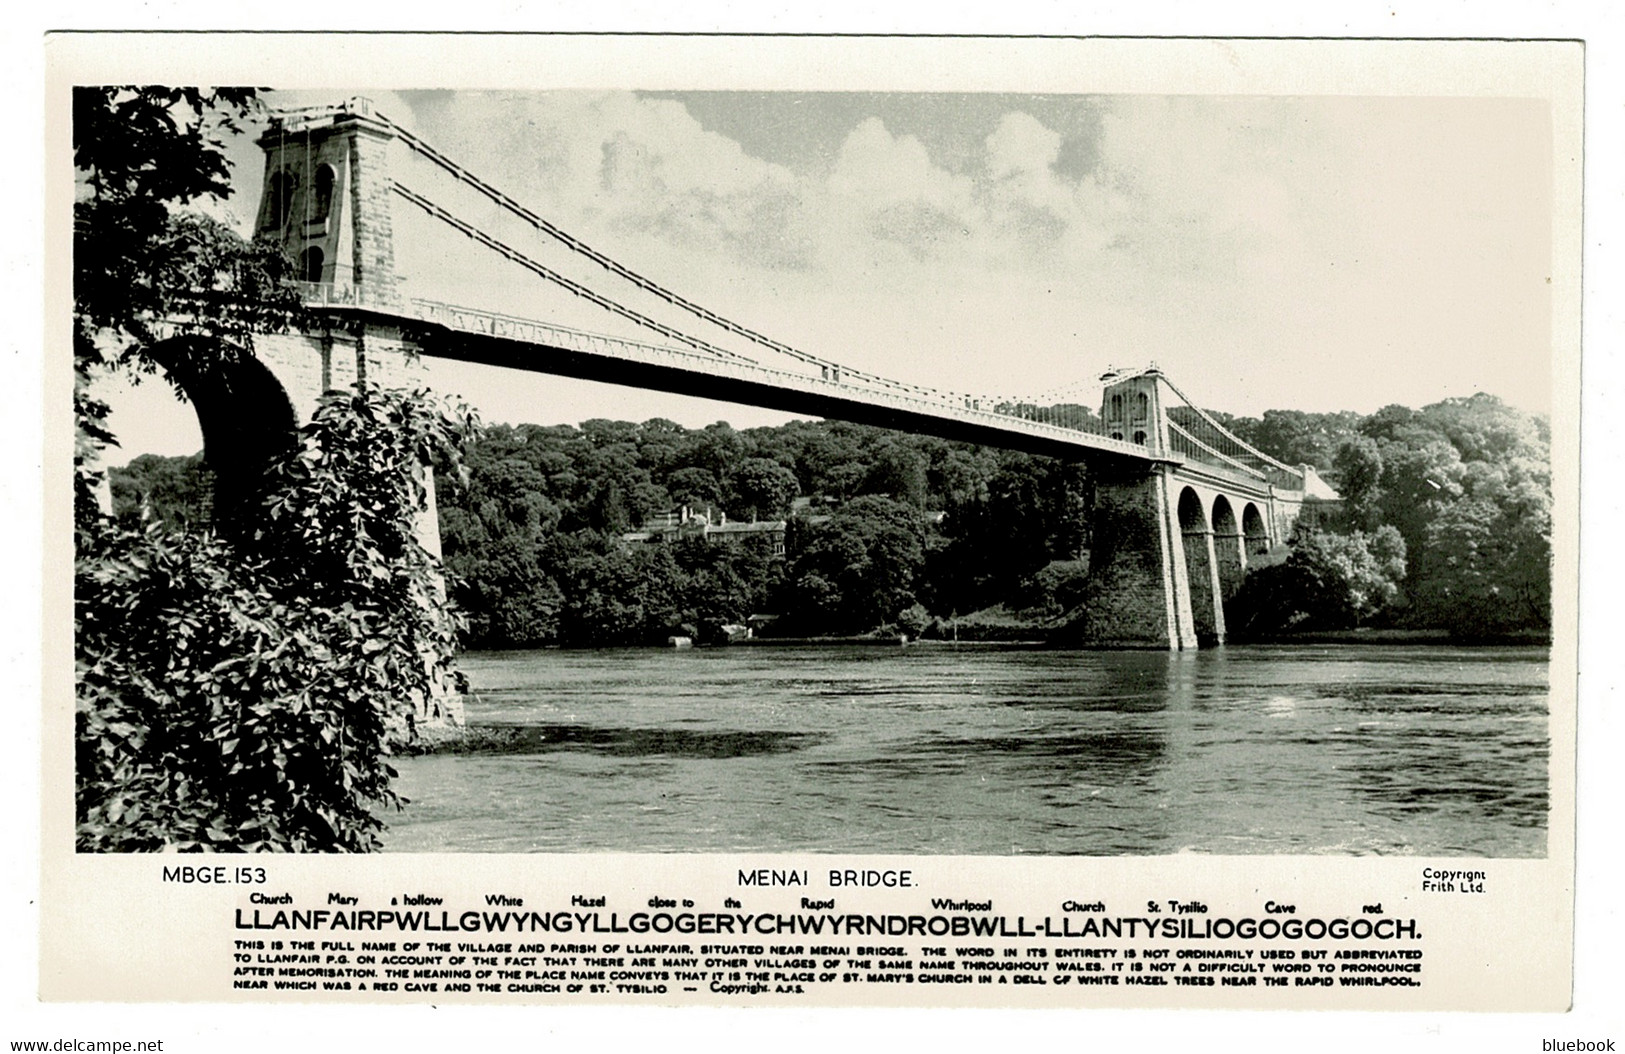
[196,96,1333,652]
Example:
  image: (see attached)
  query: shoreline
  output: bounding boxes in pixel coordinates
[461,628,1551,656]
[1237,628,1552,647]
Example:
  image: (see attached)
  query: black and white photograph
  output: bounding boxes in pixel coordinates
[73,82,1558,858]
[23,24,1621,1039]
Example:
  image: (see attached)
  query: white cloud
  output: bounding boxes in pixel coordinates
[373,91,1551,416]
[100,90,1555,456]
[986,111,1061,179]
[829,118,970,210]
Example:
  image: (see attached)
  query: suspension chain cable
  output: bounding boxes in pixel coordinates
[1167,421,1267,479]
[281,100,1174,438]
[368,107,953,400]
[1160,373,1299,474]
[392,182,758,365]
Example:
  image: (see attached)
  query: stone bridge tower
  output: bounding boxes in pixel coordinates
[1078,367,1310,649]
[254,97,400,307]
[1079,369,1201,649]
[1098,368,1169,455]
[250,98,423,413]
[244,104,431,476]
[241,100,457,726]
[247,97,441,547]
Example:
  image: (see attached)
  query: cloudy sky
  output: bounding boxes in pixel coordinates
[100,88,1555,459]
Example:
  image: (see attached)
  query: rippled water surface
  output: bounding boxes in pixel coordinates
[385,644,1548,856]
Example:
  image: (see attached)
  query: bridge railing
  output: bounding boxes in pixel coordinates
[1168,434,1303,493]
[297,285,1162,460]
[397,297,1157,459]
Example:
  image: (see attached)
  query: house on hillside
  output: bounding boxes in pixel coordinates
[1294,464,1346,532]
[620,506,787,556]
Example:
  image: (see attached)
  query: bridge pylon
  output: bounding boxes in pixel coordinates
[232,100,462,728]
[255,96,400,306]
[1098,367,1169,454]
[1079,461,1201,650]
[1079,368,1319,648]
[1074,371,1189,648]
[248,97,425,423]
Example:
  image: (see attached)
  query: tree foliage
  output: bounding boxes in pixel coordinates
[73,87,304,536]
[74,86,477,852]
[929,452,1089,616]
[1206,408,1364,473]
[732,457,800,520]
[1349,394,1550,634]
[73,88,303,368]
[118,384,1554,648]
[555,537,686,646]
[785,496,925,633]
[409,413,1097,645]
[1228,526,1407,635]
[78,387,475,852]
[1228,392,1550,638]
[110,452,213,528]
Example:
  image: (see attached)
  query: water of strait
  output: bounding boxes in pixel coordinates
[384,644,1548,856]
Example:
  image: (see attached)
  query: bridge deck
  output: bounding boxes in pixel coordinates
[268,102,1303,499]
[304,292,1294,497]
[308,293,1201,469]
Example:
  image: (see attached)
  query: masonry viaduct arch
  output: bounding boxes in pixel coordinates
[147,334,299,536]
[1074,366,1307,649]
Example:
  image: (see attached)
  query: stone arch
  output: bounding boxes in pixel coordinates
[311,163,337,222]
[267,168,297,229]
[1211,494,1245,599]
[300,245,326,283]
[148,335,300,538]
[1135,391,1150,420]
[1243,502,1270,555]
[1178,486,1207,533]
[1178,487,1224,644]
[1133,429,1148,445]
